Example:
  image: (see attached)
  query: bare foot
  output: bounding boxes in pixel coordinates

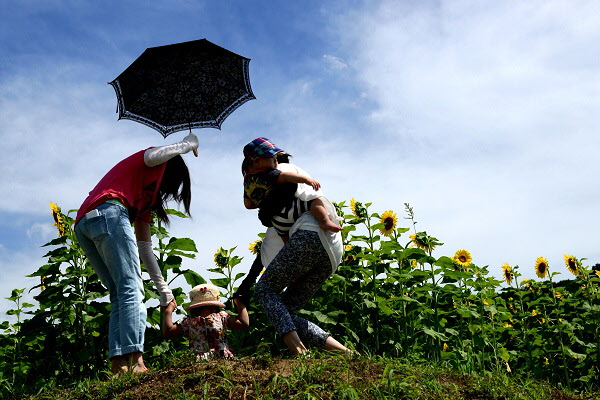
[319,219,342,233]
[131,365,150,374]
[111,352,149,376]
[282,331,308,356]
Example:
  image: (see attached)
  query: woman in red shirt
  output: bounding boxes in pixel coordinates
[74,133,198,374]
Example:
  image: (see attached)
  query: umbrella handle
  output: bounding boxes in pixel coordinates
[193,149,198,157]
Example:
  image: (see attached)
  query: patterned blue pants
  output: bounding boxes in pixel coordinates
[255,230,332,348]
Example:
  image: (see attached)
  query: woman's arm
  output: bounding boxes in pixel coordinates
[228,297,250,330]
[135,220,174,306]
[276,171,321,191]
[134,220,152,242]
[144,133,199,167]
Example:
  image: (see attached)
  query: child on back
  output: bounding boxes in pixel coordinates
[162,284,249,360]
[242,137,342,242]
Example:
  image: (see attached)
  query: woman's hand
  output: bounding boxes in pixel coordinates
[163,298,177,313]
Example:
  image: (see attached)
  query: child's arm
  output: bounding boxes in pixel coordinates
[228,297,250,330]
[162,300,184,338]
[277,171,321,191]
[244,196,257,209]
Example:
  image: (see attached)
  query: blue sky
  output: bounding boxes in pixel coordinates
[2,0,600,317]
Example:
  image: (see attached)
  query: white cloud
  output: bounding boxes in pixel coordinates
[323,54,348,71]
[323,0,600,278]
[0,249,42,323]
[26,223,55,243]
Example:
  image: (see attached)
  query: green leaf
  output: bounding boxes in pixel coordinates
[423,327,448,341]
[234,272,246,281]
[312,310,336,324]
[565,348,586,361]
[210,278,230,289]
[41,236,68,247]
[445,328,459,337]
[166,209,189,218]
[183,270,206,287]
[498,347,510,362]
[166,238,197,252]
[363,299,376,308]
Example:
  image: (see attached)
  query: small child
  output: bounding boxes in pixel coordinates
[162,284,249,360]
[242,137,341,242]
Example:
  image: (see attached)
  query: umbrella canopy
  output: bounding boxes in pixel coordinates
[109,38,255,138]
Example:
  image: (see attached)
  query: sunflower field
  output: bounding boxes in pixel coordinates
[1,200,599,396]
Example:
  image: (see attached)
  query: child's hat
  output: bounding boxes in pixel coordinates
[186,284,225,310]
[243,137,284,159]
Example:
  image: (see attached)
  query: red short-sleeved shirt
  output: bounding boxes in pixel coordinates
[75,149,167,224]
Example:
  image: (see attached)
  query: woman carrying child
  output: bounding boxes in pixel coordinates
[162,284,249,360]
[241,137,349,355]
[242,137,341,242]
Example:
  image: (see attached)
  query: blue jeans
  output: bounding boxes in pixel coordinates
[74,202,146,359]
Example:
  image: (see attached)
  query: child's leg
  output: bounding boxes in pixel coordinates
[310,198,342,232]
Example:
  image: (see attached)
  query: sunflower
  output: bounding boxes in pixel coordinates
[349,198,367,219]
[349,198,358,216]
[248,239,262,255]
[563,254,579,276]
[379,210,398,237]
[345,244,353,252]
[596,270,600,278]
[49,202,65,236]
[534,257,549,279]
[213,248,228,268]
[501,263,513,285]
[409,233,437,252]
[453,249,472,267]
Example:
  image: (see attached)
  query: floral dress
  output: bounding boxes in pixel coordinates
[180,311,234,360]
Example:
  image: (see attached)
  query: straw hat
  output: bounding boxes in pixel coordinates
[186,284,225,309]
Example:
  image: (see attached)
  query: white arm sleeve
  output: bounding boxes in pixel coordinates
[137,241,174,306]
[144,133,199,167]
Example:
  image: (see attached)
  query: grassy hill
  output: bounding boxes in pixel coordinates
[11,353,598,400]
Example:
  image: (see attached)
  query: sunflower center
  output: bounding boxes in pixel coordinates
[539,263,547,272]
[384,218,394,230]
[568,260,576,269]
[458,256,467,263]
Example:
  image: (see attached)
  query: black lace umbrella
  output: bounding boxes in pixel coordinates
[109,38,255,138]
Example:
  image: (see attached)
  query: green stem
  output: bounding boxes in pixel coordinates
[364,216,379,353]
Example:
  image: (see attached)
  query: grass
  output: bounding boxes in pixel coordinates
[7,352,600,400]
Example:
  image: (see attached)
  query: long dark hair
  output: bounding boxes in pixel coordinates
[153,155,191,225]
